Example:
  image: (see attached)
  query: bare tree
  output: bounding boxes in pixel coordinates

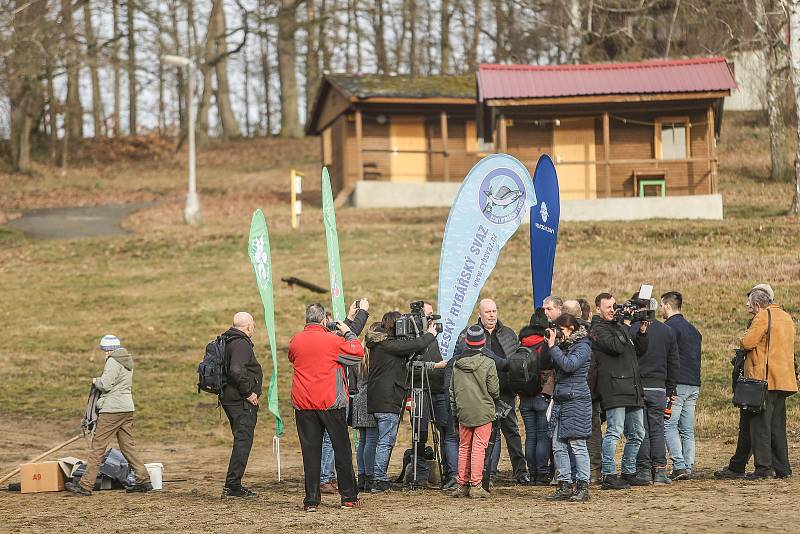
[374,0,388,73]
[751,0,790,181]
[213,0,243,139]
[112,0,122,136]
[83,1,105,137]
[62,0,83,141]
[278,0,302,137]
[127,0,138,134]
[785,0,800,214]
[305,0,320,113]
[441,0,451,73]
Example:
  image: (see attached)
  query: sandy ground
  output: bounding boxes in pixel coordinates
[1,420,799,533]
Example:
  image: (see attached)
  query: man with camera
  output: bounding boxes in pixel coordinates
[716,286,797,480]
[591,293,649,490]
[319,299,370,495]
[288,303,365,511]
[367,309,444,493]
[661,291,702,480]
[628,295,680,485]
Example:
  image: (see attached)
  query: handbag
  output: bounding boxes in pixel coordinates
[732,310,770,413]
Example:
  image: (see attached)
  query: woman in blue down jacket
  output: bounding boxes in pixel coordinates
[545,313,592,503]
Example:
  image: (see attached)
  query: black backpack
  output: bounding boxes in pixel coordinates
[197,335,229,398]
[508,344,543,396]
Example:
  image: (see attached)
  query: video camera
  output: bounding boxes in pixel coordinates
[613,284,657,323]
[395,301,443,339]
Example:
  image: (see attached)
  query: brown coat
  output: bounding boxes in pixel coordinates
[740,304,798,393]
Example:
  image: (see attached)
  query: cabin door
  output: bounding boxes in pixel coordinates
[553,118,597,199]
[389,116,427,182]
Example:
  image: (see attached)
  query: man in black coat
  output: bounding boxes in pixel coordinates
[591,293,649,491]
[221,312,263,498]
[661,291,702,480]
[629,298,680,485]
[455,298,529,485]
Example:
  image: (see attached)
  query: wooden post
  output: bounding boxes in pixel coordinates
[440,111,450,182]
[706,106,715,194]
[355,110,364,182]
[603,112,611,198]
[498,114,507,152]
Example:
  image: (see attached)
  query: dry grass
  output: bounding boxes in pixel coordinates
[0,113,798,444]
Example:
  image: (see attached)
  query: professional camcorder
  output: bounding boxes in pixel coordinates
[613,284,657,323]
[395,300,443,339]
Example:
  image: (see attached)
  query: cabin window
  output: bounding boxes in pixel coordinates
[655,117,690,160]
[322,127,333,165]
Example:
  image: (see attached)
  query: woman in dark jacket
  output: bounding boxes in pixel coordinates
[366,311,440,493]
[352,323,379,492]
[546,314,593,503]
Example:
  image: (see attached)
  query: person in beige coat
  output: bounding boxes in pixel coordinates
[738,288,797,479]
[66,335,152,495]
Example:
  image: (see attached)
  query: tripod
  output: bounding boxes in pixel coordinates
[392,358,444,487]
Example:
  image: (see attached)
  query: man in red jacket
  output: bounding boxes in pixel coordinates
[288,303,365,512]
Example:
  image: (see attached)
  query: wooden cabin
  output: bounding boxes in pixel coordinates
[308,57,736,201]
[477,57,737,199]
[305,74,480,197]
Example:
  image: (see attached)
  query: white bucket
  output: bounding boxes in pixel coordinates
[144,463,163,490]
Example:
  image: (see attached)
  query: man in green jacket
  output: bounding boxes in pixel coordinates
[449,325,499,499]
[66,335,152,496]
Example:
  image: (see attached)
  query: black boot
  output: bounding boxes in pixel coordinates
[546,481,574,501]
[357,474,366,492]
[570,480,589,502]
[364,476,373,492]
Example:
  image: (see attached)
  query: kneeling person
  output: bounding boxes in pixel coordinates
[450,326,499,499]
[66,335,151,496]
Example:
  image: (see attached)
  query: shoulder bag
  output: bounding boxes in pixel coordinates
[732,310,770,413]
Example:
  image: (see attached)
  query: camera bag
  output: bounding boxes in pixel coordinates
[508,345,543,396]
[732,310,770,413]
[197,335,230,400]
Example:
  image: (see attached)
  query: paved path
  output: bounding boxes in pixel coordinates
[5,202,152,239]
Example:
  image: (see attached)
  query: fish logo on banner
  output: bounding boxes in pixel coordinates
[530,155,561,308]
[437,155,536,361]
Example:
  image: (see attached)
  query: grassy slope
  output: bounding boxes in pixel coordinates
[0,113,797,443]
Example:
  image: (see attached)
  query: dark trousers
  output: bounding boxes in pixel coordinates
[295,408,358,506]
[489,393,527,478]
[587,401,603,475]
[222,401,258,489]
[637,389,668,470]
[729,392,791,476]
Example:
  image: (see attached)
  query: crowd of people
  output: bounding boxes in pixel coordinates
[64,284,798,512]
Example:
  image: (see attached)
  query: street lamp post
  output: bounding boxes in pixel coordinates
[163,54,201,225]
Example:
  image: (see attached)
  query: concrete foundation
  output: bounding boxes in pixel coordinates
[348,181,723,221]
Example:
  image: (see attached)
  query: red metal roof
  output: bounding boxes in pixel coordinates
[477,57,736,101]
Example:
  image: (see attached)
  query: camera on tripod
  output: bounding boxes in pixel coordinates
[395,301,443,338]
[613,284,657,323]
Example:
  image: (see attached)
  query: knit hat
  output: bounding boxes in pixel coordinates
[99,334,121,352]
[465,325,486,348]
[748,283,774,302]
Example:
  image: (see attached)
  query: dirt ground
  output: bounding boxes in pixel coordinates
[1,420,799,534]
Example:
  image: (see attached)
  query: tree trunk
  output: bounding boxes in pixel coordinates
[212,0,242,139]
[787,0,800,214]
[408,0,417,76]
[305,0,320,115]
[278,0,303,138]
[127,0,137,135]
[169,3,186,141]
[260,0,273,136]
[441,0,451,73]
[83,1,105,137]
[46,59,58,164]
[494,1,505,62]
[375,0,388,73]
[468,0,481,71]
[755,0,791,181]
[112,0,121,136]
[319,0,331,72]
[563,0,582,63]
[62,0,83,140]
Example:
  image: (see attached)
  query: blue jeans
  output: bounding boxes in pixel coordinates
[519,394,551,478]
[552,420,590,483]
[665,385,700,472]
[602,406,645,476]
[373,412,400,482]
[357,427,378,477]
[432,392,459,480]
[320,431,335,483]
